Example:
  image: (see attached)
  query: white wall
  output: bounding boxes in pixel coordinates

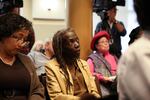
[20,0,66,41]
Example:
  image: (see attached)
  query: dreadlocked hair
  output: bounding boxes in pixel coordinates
[52,28,75,93]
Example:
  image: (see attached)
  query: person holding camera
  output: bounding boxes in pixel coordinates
[95,1,126,59]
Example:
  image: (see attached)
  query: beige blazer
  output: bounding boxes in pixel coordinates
[45,58,100,100]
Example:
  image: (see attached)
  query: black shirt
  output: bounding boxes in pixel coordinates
[0,57,30,100]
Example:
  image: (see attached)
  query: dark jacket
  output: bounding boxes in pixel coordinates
[17,53,45,100]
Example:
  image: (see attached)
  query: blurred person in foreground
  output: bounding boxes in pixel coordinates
[45,28,100,100]
[128,26,143,45]
[0,13,44,100]
[117,0,150,100]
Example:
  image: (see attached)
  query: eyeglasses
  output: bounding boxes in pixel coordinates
[98,40,112,45]
[10,35,30,48]
[10,35,28,42]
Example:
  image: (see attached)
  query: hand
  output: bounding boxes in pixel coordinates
[108,76,116,82]
[114,21,125,32]
[108,16,116,23]
[103,76,112,83]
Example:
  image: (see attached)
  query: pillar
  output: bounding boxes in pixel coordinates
[67,0,93,60]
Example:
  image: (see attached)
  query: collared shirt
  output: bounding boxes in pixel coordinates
[68,65,88,96]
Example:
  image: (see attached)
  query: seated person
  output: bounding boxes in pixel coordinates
[45,28,100,100]
[32,40,44,53]
[28,40,54,76]
[128,26,143,45]
[0,13,44,100]
[87,31,118,97]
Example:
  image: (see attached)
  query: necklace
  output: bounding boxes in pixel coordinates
[0,56,16,66]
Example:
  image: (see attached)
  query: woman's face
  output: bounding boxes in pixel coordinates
[96,36,109,54]
[1,29,29,56]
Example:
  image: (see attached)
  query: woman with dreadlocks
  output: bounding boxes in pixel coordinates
[45,28,100,100]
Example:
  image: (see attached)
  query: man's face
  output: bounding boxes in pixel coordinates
[63,31,80,59]
[107,7,117,21]
[12,7,20,14]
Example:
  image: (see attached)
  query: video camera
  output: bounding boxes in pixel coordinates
[93,0,125,13]
[93,0,125,19]
[0,0,23,15]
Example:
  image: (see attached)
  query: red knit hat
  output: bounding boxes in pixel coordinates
[91,31,110,50]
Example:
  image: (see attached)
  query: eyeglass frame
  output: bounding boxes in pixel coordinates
[10,35,28,42]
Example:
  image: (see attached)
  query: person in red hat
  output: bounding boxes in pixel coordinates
[95,0,126,59]
[87,31,118,98]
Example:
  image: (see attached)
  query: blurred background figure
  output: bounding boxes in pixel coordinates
[0,13,44,100]
[43,39,54,59]
[28,39,54,76]
[128,26,143,45]
[28,40,45,76]
[45,28,100,100]
[32,40,44,53]
[95,0,126,59]
[28,39,53,100]
[87,31,118,98]
[117,0,150,100]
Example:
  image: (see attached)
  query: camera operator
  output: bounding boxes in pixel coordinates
[95,1,126,59]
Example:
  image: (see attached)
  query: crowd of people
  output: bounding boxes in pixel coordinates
[0,0,149,100]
